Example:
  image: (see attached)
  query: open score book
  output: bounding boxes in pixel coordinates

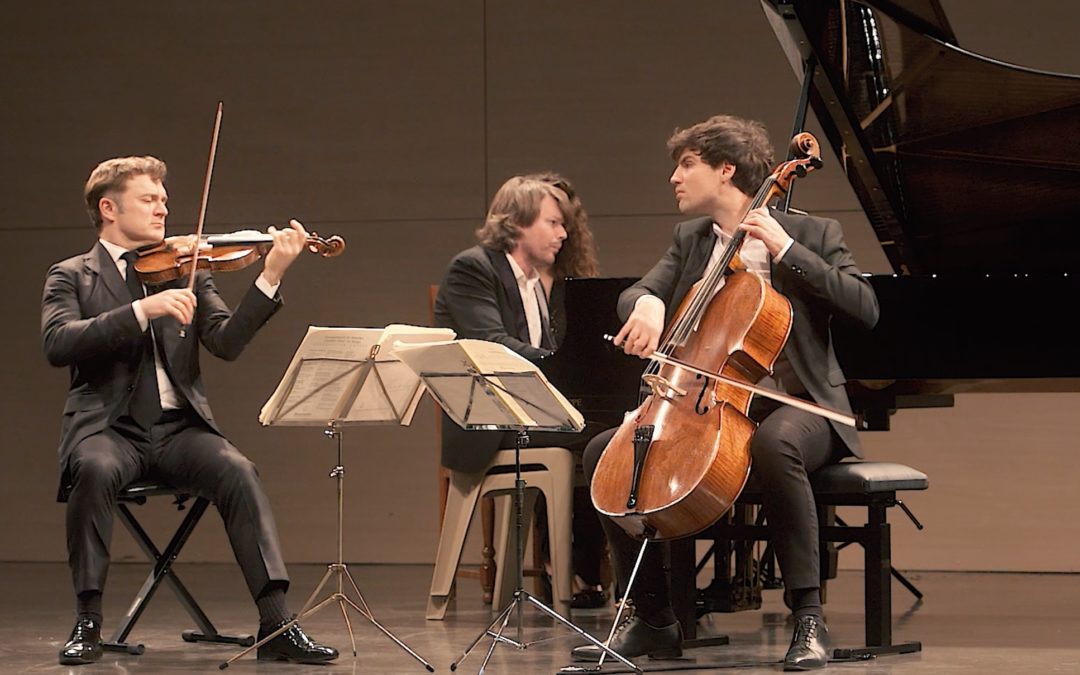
[258,324,456,426]
[393,338,584,433]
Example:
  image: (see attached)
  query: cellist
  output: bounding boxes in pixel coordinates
[570,115,879,671]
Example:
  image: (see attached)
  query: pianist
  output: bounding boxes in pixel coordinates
[570,114,879,670]
[433,173,609,608]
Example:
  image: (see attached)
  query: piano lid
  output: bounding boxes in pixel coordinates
[762,0,1080,275]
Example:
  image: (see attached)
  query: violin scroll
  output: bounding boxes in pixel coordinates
[306,233,346,257]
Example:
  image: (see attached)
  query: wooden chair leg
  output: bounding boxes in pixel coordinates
[480,495,496,604]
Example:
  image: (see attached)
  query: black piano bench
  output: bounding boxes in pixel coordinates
[702,460,928,660]
[60,481,255,655]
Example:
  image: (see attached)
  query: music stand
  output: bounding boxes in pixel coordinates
[220,325,447,671]
[395,339,641,674]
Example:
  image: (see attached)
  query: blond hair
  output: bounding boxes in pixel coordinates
[525,172,599,278]
[475,176,573,252]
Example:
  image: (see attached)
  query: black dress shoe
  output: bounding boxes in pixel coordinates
[571,612,683,662]
[571,588,609,609]
[59,617,103,665]
[257,620,339,664]
[784,615,830,670]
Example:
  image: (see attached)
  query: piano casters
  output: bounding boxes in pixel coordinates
[219,425,434,671]
[451,430,642,674]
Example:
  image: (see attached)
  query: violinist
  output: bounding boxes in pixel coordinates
[41,155,337,665]
[570,115,879,670]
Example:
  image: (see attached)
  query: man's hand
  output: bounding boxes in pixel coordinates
[739,207,793,257]
[140,289,197,325]
[613,297,665,358]
[262,219,308,286]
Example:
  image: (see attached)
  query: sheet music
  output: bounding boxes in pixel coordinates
[394,339,584,432]
[259,325,454,426]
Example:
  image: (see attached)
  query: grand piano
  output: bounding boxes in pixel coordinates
[540,0,1080,647]
[765,0,1080,428]
[544,0,1080,431]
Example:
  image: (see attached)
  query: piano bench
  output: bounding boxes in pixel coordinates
[60,480,256,655]
[698,460,928,660]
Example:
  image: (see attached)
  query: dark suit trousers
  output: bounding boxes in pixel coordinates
[582,399,846,616]
[65,409,289,601]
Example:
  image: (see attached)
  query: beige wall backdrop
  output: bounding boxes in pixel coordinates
[3,1,1077,574]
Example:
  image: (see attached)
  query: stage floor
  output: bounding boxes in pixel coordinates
[3,561,1078,673]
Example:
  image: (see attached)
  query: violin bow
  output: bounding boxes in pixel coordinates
[179,101,224,338]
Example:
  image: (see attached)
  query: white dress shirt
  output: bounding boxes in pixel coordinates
[505,253,546,349]
[100,238,280,410]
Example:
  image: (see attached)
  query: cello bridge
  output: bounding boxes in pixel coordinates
[642,374,687,400]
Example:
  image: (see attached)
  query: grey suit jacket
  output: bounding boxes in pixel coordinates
[433,245,559,472]
[618,210,879,457]
[41,241,282,496]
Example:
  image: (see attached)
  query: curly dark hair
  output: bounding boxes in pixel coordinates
[666,115,774,196]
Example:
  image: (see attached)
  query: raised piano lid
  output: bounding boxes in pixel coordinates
[762,0,1080,276]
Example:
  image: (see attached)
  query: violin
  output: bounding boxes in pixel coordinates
[132,230,346,284]
[590,133,840,541]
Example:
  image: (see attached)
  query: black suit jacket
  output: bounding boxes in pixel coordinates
[433,245,560,472]
[618,210,879,457]
[41,242,281,496]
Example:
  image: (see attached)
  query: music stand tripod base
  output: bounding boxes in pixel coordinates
[449,430,641,674]
[219,424,434,671]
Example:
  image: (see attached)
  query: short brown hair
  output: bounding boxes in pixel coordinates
[666,115,774,196]
[525,172,599,278]
[84,156,167,229]
[476,176,573,253]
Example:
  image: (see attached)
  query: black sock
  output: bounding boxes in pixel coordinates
[256,584,291,628]
[629,589,677,628]
[790,587,823,619]
[77,590,103,625]
[640,604,677,628]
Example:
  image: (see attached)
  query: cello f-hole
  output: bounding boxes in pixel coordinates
[694,374,711,415]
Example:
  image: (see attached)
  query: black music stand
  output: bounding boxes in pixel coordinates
[220,325,449,670]
[395,339,641,674]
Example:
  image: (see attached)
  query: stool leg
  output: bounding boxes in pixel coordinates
[865,504,891,648]
[107,497,254,652]
[546,454,574,619]
[427,472,484,620]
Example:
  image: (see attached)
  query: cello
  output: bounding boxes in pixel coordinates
[590,132,850,541]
